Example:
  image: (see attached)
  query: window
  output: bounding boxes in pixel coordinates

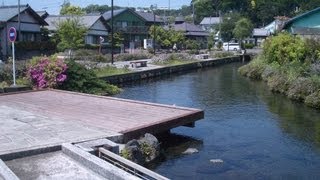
[135,35,140,41]
[21,32,36,42]
[122,21,128,28]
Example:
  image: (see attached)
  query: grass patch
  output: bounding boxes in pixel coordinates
[94,66,132,77]
[153,59,196,66]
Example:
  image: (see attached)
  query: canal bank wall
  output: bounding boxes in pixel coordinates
[101,55,251,84]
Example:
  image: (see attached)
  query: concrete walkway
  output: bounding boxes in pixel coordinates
[6,151,105,180]
[0,105,121,156]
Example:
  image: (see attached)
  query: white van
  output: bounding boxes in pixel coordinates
[223,43,240,51]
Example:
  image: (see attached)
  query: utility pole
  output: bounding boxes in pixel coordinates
[152,5,157,55]
[219,10,221,40]
[192,2,195,24]
[18,0,21,41]
[111,0,114,64]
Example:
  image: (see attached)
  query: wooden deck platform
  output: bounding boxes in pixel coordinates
[0,90,204,142]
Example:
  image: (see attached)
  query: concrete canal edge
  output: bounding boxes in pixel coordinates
[101,55,251,84]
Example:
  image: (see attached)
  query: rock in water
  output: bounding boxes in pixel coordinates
[182,148,199,154]
[122,134,160,165]
[210,159,224,163]
[123,139,144,165]
[138,133,160,162]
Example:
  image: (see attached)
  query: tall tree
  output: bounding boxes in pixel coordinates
[233,18,253,49]
[193,0,215,23]
[55,18,87,51]
[82,4,122,14]
[220,12,241,42]
[60,2,84,15]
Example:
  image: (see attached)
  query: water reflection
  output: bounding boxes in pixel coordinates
[262,89,320,147]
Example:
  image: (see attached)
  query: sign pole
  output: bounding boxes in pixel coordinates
[12,42,16,86]
[8,27,17,86]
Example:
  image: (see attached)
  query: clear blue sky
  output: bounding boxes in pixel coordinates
[3,0,191,14]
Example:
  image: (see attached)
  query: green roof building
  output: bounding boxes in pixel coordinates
[103,8,162,49]
[283,7,320,36]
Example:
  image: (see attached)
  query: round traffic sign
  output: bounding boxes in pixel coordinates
[8,27,17,42]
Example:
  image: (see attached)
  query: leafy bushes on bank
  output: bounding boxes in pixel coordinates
[58,60,120,95]
[305,91,320,109]
[263,33,307,65]
[238,55,267,80]
[239,33,320,109]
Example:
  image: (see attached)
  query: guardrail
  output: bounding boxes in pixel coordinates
[98,147,169,180]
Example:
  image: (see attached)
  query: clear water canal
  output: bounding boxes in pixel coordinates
[114,62,320,179]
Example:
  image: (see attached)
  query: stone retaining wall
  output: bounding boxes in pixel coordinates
[102,55,251,84]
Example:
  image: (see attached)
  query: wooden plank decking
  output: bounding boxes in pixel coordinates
[0,90,204,141]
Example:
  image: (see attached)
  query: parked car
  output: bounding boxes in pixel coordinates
[223,43,240,51]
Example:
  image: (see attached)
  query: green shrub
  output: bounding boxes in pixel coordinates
[238,56,267,79]
[267,73,289,93]
[120,149,131,160]
[287,77,316,101]
[0,59,27,84]
[261,65,279,81]
[263,33,307,65]
[0,81,9,88]
[244,43,254,49]
[58,60,121,95]
[305,91,320,109]
[305,38,320,63]
[186,40,200,51]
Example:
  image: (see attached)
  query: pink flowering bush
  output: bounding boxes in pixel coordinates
[27,57,67,89]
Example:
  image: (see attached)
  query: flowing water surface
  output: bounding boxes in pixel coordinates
[114,62,320,179]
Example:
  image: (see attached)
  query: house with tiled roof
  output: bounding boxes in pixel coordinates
[0,4,47,58]
[200,17,221,32]
[283,7,320,37]
[135,11,163,26]
[44,14,109,45]
[169,19,209,49]
[103,8,150,48]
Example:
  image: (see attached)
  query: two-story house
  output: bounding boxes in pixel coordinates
[0,4,47,59]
